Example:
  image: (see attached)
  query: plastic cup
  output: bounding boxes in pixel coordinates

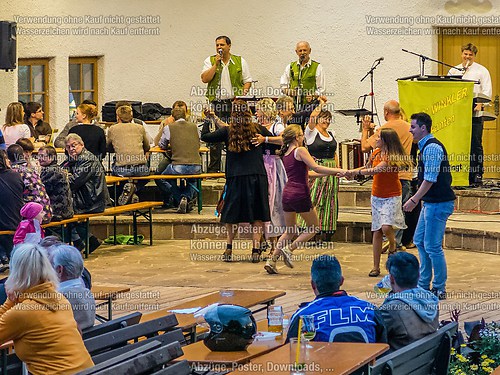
[289,338,307,375]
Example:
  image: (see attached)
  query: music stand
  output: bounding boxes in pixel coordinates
[335,108,373,132]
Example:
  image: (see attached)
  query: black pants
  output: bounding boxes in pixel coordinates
[207,99,232,173]
[470,117,484,184]
[402,179,421,246]
[0,235,14,259]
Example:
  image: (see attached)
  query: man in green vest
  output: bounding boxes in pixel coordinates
[280,41,325,110]
[201,35,252,172]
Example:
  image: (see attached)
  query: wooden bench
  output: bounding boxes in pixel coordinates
[91,286,132,322]
[369,322,458,375]
[1,202,163,258]
[82,311,142,340]
[106,173,225,213]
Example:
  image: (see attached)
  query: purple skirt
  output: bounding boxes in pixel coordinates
[282,181,313,213]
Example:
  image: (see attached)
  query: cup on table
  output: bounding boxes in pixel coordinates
[289,337,307,375]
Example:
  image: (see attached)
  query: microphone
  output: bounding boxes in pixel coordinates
[299,54,305,63]
[375,57,384,62]
[463,60,470,72]
[218,48,223,58]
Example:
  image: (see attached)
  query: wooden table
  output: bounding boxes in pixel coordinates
[141,289,286,342]
[177,321,285,370]
[230,342,389,375]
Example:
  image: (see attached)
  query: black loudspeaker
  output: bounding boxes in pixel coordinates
[0,21,16,71]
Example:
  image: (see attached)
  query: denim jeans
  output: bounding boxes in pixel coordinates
[112,164,150,177]
[414,200,455,292]
[156,164,201,206]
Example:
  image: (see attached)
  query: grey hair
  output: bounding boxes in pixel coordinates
[5,244,59,293]
[65,133,84,146]
[46,244,84,280]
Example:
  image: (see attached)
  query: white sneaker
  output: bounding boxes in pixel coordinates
[264,259,278,274]
[281,247,294,268]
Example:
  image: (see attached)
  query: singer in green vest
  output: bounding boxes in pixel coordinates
[280,41,325,107]
[201,35,252,172]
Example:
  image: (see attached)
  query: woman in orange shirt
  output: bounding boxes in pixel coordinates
[347,128,411,277]
[0,243,94,375]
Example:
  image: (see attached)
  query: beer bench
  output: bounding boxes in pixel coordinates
[106,172,225,213]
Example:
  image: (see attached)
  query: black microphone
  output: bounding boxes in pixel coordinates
[299,54,305,63]
[375,57,384,62]
[218,48,223,58]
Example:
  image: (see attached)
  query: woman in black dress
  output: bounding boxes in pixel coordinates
[201,100,272,263]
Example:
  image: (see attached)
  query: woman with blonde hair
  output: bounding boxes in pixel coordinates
[264,125,345,274]
[68,103,106,160]
[201,99,272,263]
[0,244,94,374]
[255,98,287,254]
[2,102,31,146]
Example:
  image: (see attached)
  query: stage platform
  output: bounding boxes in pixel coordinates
[90,180,500,254]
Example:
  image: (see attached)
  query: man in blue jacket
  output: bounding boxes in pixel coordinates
[380,252,439,352]
[287,255,387,343]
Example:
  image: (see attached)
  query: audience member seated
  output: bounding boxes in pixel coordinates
[107,105,150,205]
[62,134,107,253]
[154,100,188,174]
[46,244,96,331]
[0,150,23,265]
[287,255,387,343]
[0,128,6,150]
[114,100,154,144]
[0,243,94,373]
[2,102,31,146]
[39,236,92,289]
[54,100,98,148]
[23,101,52,141]
[7,144,53,224]
[68,103,106,161]
[38,145,74,222]
[379,252,439,352]
[13,202,46,245]
[16,137,41,173]
[157,106,201,213]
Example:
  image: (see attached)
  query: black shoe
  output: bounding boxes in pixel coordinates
[73,240,85,251]
[88,236,102,254]
[118,182,136,206]
[431,288,447,300]
[0,255,9,266]
[177,197,188,214]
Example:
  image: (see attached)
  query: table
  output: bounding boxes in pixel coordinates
[177,320,285,369]
[141,289,286,342]
[92,286,131,322]
[231,342,389,375]
[148,146,210,172]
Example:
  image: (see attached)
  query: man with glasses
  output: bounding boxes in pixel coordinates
[63,134,108,253]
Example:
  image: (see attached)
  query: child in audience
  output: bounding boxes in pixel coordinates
[345,128,411,277]
[13,202,45,245]
[264,125,345,274]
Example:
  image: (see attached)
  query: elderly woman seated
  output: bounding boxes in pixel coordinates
[0,243,94,374]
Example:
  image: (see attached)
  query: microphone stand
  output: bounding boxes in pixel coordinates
[400,49,459,79]
[295,59,304,112]
[360,59,382,124]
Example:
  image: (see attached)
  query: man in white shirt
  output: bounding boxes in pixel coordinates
[448,43,492,186]
[201,36,252,172]
[280,41,325,111]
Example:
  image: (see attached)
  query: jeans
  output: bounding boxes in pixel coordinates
[156,164,201,206]
[112,164,150,177]
[395,179,411,247]
[414,200,455,292]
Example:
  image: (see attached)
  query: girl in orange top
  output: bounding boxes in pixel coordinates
[347,128,411,277]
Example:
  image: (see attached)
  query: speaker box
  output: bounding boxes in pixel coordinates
[0,21,16,71]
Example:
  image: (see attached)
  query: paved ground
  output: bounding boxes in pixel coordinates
[86,238,500,324]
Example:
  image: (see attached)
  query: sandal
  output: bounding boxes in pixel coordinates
[388,249,397,257]
[368,268,381,277]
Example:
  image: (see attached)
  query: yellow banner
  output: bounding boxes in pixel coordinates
[398,80,474,186]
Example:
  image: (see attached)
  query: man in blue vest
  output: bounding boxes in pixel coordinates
[403,113,456,300]
[280,41,325,111]
[201,35,252,172]
[286,255,387,344]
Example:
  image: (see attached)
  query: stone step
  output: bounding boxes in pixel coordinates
[88,205,500,255]
[135,180,500,214]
